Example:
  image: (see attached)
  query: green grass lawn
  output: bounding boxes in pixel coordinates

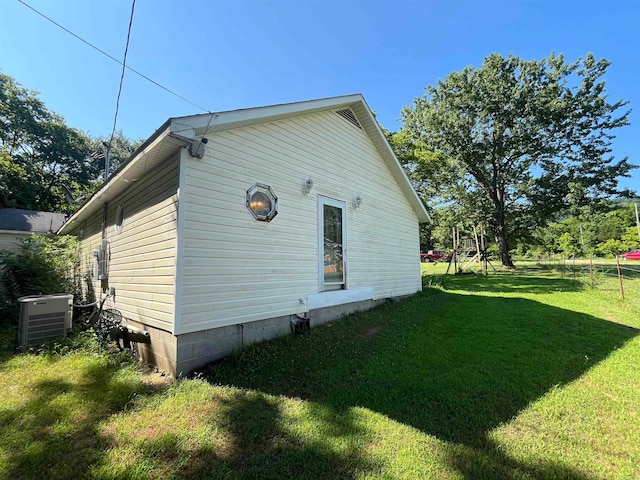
[1,264,639,479]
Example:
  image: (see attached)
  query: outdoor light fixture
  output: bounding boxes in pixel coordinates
[303,177,314,195]
[189,137,208,159]
[353,195,363,209]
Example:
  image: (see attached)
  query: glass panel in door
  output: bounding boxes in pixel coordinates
[323,203,344,288]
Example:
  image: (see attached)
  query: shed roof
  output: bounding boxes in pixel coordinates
[0,208,66,233]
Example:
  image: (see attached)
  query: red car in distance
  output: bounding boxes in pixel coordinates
[420,250,451,263]
[622,249,640,260]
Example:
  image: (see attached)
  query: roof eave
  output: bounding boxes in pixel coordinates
[350,99,431,223]
[58,94,430,234]
[58,123,190,235]
[171,94,430,223]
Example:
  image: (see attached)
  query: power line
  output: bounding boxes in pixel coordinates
[109,1,135,154]
[106,0,136,179]
[16,0,210,113]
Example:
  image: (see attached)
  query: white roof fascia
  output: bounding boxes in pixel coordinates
[170,94,430,223]
[171,94,365,137]
[60,94,429,234]
[350,98,431,223]
[59,125,189,234]
[0,230,32,236]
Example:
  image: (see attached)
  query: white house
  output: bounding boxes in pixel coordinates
[0,208,66,252]
[58,94,430,376]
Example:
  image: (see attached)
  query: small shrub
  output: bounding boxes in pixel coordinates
[596,238,627,258]
[423,274,446,289]
[0,234,80,325]
[31,327,97,357]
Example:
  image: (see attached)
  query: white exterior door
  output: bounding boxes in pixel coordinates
[318,196,346,291]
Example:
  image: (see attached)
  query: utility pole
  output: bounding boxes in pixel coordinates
[103,141,112,181]
[102,141,111,241]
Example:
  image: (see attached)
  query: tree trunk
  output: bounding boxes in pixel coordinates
[493,222,515,268]
[489,199,515,268]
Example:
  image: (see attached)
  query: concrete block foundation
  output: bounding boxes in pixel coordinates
[131,297,387,378]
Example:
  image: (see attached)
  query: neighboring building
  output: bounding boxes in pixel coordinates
[0,208,66,252]
[58,94,430,376]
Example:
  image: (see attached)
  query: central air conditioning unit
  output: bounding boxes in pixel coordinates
[93,239,110,280]
[17,294,73,348]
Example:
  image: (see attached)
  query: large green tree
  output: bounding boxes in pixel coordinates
[534,201,640,257]
[401,53,633,267]
[0,73,141,213]
[0,72,95,212]
[88,130,144,181]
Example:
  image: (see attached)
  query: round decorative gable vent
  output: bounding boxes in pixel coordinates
[246,183,278,222]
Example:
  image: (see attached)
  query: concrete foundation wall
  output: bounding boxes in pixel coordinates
[132,297,390,378]
[309,299,385,327]
[174,314,293,376]
[129,320,177,376]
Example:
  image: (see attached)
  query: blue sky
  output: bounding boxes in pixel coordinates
[2,0,639,192]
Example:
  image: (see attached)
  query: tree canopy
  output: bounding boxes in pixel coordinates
[401,52,634,267]
[0,72,141,213]
[533,201,640,258]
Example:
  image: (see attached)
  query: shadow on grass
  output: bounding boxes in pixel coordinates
[93,382,377,479]
[346,291,638,446]
[207,281,638,478]
[0,335,377,478]
[1,269,636,479]
[444,441,595,479]
[190,392,373,478]
[0,353,150,479]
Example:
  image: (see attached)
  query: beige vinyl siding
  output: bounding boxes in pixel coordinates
[179,110,420,333]
[74,208,105,300]
[71,154,180,331]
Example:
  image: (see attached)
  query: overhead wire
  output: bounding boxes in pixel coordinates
[108,0,136,158]
[16,0,210,113]
[103,0,136,203]
[17,0,216,203]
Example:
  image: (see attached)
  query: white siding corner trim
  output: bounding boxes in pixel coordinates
[307,287,374,310]
[173,147,189,335]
